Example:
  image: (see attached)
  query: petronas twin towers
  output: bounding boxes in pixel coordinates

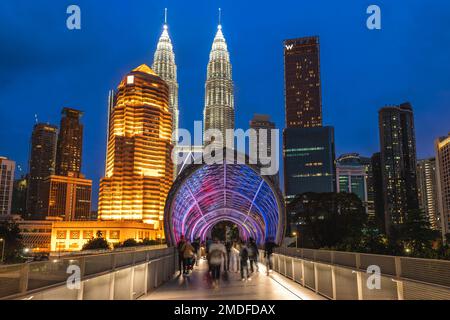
[151,10,235,144]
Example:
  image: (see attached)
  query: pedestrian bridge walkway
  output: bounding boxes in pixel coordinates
[1,246,450,300]
[142,260,324,300]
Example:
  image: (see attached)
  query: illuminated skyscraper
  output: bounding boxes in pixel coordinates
[435,133,450,239]
[0,157,15,216]
[379,103,418,232]
[41,173,92,221]
[284,36,322,128]
[26,123,58,218]
[417,157,440,230]
[152,10,179,144]
[55,108,83,176]
[203,19,235,144]
[250,114,279,186]
[99,65,173,232]
[336,153,368,204]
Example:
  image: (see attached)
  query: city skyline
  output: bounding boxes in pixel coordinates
[1,1,450,209]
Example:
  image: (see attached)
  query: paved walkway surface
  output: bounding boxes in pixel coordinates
[142,260,325,300]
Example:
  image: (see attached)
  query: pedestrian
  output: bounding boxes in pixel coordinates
[225,241,232,271]
[229,241,240,273]
[176,235,186,275]
[208,238,226,287]
[192,238,200,267]
[181,240,195,275]
[264,237,277,275]
[247,237,259,273]
[239,240,251,281]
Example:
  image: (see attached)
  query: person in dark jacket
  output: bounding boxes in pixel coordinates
[264,237,277,275]
[247,238,259,273]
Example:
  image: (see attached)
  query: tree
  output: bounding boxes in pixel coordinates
[119,238,139,248]
[0,221,24,263]
[82,231,110,251]
[397,209,441,258]
[288,192,367,249]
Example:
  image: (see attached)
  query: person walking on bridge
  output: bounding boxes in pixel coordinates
[264,237,277,276]
[181,240,195,275]
[239,240,250,281]
[208,238,226,288]
[247,238,259,274]
[177,235,186,275]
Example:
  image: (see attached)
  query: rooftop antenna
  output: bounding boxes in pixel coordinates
[218,8,222,26]
[34,114,38,124]
[164,8,168,25]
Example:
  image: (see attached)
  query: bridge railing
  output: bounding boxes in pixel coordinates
[263,247,450,300]
[0,246,177,300]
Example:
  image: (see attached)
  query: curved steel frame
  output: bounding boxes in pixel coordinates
[164,149,285,246]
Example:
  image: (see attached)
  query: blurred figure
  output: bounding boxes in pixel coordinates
[225,241,232,271]
[181,240,195,275]
[208,238,226,287]
[264,237,277,275]
[239,240,250,281]
[177,235,186,275]
[200,241,206,260]
[229,241,240,273]
[247,237,259,273]
[192,238,200,266]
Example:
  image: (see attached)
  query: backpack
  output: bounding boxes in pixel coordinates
[209,249,223,266]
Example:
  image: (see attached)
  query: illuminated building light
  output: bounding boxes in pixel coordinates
[98,65,173,234]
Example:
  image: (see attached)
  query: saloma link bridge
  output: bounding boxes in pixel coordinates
[1,150,450,300]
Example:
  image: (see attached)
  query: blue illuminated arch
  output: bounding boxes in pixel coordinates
[164,149,285,246]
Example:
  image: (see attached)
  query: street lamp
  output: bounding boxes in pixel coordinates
[0,238,5,263]
[292,232,298,248]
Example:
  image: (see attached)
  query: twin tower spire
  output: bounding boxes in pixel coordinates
[152,9,235,144]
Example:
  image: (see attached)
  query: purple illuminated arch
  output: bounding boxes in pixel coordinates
[164,149,285,246]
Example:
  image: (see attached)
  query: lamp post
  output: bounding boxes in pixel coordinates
[292,232,298,248]
[0,238,5,263]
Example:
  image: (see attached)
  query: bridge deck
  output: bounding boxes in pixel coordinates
[142,260,325,300]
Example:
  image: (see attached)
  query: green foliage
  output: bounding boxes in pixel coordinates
[82,234,110,251]
[288,192,367,249]
[394,209,441,258]
[119,238,139,248]
[0,221,24,263]
[289,193,448,260]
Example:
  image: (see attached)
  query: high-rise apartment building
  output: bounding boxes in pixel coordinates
[0,157,15,216]
[417,157,440,230]
[26,123,58,218]
[370,152,385,231]
[284,36,322,129]
[203,23,234,144]
[379,103,419,232]
[12,175,27,217]
[336,153,368,204]
[435,134,450,239]
[249,114,279,186]
[41,173,92,221]
[98,65,173,232]
[55,108,83,176]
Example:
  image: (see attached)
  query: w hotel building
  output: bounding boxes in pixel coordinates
[283,36,336,206]
[98,65,173,234]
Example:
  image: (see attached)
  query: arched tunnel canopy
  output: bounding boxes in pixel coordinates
[164,151,285,246]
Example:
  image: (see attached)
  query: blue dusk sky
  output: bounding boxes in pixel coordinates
[1,0,449,208]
